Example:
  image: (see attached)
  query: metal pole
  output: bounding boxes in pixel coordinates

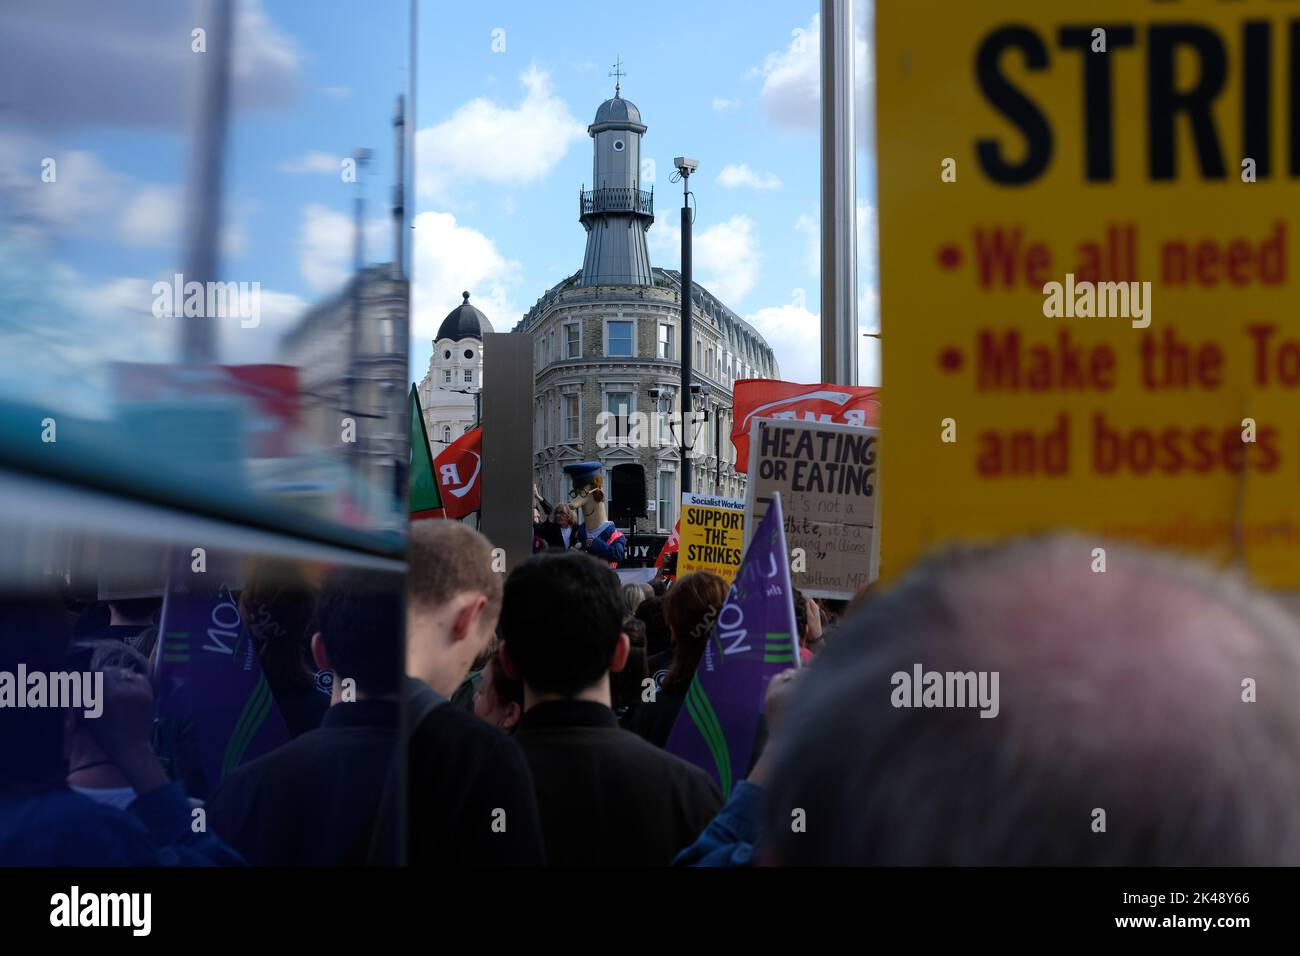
[347,150,370,458]
[820,0,858,385]
[393,96,405,282]
[180,0,233,364]
[680,180,693,496]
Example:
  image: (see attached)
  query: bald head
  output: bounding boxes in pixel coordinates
[764,535,1300,865]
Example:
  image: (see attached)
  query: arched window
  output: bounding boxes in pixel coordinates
[442,426,451,443]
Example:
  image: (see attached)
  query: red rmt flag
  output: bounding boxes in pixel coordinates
[433,426,483,519]
[730,379,881,473]
[655,519,680,572]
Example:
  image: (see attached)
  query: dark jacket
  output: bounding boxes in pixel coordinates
[407,687,547,866]
[627,680,687,748]
[205,698,399,865]
[512,699,722,866]
[0,783,244,866]
[536,520,580,551]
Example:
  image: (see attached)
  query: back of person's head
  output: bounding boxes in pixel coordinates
[315,568,403,698]
[634,595,671,658]
[500,551,623,698]
[474,640,524,731]
[611,616,648,713]
[663,572,729,691]
[239,560,318,695]
[622,582,650,615]
[648,577,667,598]
[764,535,1300,866]
[0,596,71,792]
[408,520,502,619]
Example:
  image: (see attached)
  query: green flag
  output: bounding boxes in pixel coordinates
[409,385,443,517]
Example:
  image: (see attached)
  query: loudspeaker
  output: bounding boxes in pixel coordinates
[609,463,647,523]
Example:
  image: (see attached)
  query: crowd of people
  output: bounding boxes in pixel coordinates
[4,523,1300,866]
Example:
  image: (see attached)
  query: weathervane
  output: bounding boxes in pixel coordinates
[610,56,626,97]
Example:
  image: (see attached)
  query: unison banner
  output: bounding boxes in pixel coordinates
[155,551,289,798]
[664,492,800,798]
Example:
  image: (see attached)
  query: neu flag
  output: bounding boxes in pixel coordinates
[664,492,799,797]
[434,425,483,519]
[155,551,289,798]
[409,385,444,519]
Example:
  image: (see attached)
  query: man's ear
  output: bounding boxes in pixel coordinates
[501,700,521,730]
[498,641,521,680]
[450,594,487,644]
[610,631,631,674]
[310,632,330,671]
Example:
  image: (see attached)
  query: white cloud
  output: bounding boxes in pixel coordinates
[0,0,300,128]
[745,303,817,383]
[0,135,125,233]
[416,65,586,200]
[795,213,818,276]
[794,200,877,281]
[229,288,309,363]
[696,216,763,303]
[744,294,881,387]
[712,97,742,112]
[858,200,878,284]
[859,284,880,387]
[410,209,521,378]
[754,3,874,150]
[717,163,782,191]
[278,151,341,175]
[650,215,763,305]
[119,184,182,247]
[83,274,308,363]
[298,203,387,294]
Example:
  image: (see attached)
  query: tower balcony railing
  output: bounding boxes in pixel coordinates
[579,186,654,218]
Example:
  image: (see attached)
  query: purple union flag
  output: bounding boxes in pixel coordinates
[664,492,800,797]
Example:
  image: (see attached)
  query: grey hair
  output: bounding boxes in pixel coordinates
[763,534,1300,865]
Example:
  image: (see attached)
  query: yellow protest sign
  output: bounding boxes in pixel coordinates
[678,493,745,583]
[879,0,1300,587]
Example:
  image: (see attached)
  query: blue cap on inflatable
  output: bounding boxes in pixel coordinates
[563,460,603,483]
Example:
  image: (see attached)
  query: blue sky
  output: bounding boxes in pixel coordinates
[0,0,876,417]
[0,0,407,399]
[412,0,879,387]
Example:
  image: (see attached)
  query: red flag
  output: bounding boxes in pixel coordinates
[655,519,680,572]
[730,379,881,473]
[433,426,482,519]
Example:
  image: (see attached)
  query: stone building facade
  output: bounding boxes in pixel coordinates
[517,266,777,536]
[514,89,779,539]
[416,292,489,451]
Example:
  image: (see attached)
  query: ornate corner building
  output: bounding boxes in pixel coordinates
[513,87,779,540]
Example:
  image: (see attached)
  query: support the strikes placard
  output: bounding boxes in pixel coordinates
[879,0,1300,587]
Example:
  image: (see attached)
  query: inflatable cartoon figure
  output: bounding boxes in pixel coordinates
[564,461,626,566]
